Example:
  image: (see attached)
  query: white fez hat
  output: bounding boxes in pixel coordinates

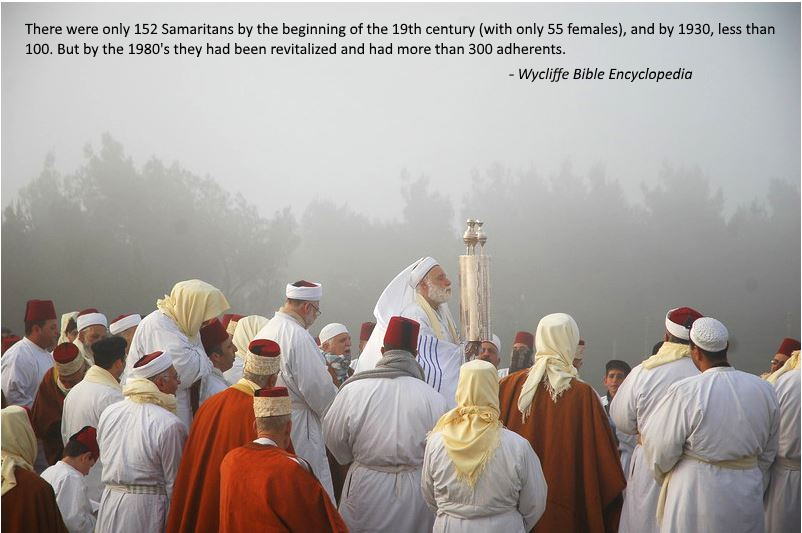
[246,339,282,375]
[109,314,141,335]
[285,280,322,301]
[409,257,439,288]
[319,323,349,344]
[130,350,174,379]
[690,317,729,352]
[76,309,108,332]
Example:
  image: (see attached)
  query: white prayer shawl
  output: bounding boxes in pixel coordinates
[257,310,338,500]
[199,367,228,404]
[324,375,448,533]
[764,369,800,533]
[125,310,212,428]
[96,398,187,533]
[0,336,53,408]
[61,368,124,504]
[609,356,699,533]
[41,461,96,533]
[642,367,779,533]
[422,428,548,533]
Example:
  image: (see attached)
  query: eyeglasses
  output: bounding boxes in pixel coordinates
[308,302,321,316]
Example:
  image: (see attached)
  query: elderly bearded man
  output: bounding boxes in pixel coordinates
[319,323,352,387]
[73,309,108,365]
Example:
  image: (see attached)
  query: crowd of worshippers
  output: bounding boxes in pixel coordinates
[0,256,798,533]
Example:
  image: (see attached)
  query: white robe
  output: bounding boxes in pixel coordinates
[41,461,96,533]
[324,375,448,532]
[199,367,228,403]
[642,367,779,533]
[422,428,548,532]
[95,399,187,533]
[1,336,53,408]
[609,356,699,532]
[764,369,800,533]
[61,369,124,504]
[257,310,338,499]
[125,310,211,428]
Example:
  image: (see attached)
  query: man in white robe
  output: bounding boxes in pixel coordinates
[642,317,779,533]
[422,359,547,532]
[108,314,141,355]
[356,257,464,408]
[764,351,800,533]
[1,299,59,408]
[610,306,703,533]
[256,280,338,499]
[96,350,188,533]
[325,316,448,532]
[125,279,229,428]
[41,426,99,533]
[198,318,235,403]
[73,309,108,365]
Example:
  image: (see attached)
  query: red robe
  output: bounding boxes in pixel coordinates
[220,443,347,533]
[1,466,69,533]
[499,371,626,533]
[30,368,67,465]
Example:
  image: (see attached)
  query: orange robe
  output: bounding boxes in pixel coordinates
[31,367,67,465]
[220,443,348,533]
[1,466,69,533]
[499,371,626,533]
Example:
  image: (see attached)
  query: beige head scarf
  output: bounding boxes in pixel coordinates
[232,315,269,361]
[430,360,503,487]
[767,350,800,384]
[518,313,580,419]
[157,279,230,342]
[58,311,79,345]
[1,406,37,496]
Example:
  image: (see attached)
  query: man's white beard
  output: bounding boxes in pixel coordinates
[428,284,452,305]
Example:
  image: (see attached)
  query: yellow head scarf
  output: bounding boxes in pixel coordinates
[58,311,79,345]
[767,350,800,384]
[518,313,579,418]
[430,360,503,487]
[232,315,269,361]
[157,279,230,342]
[1,406,37,496]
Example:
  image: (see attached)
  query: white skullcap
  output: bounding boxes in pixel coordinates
[285,281,322,301]
[76,311,107,332]
[319,323,349,344]
[409,257,439,288]
[485,334,501,353]
[690,317,729,352]
[129,350,174,379]
[109,314,141,335]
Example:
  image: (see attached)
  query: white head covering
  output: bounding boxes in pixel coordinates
[518,313,580,418]
[77,311,107,332]
[109,314,142,335]
[129,350,174,379]
[157,279,230,342]
[285,281,322,301]
[409,256,439,288]
[1,406,37,496]
[487,334,501,353]
[690,317,728,352]
[319,323,348,344]
[232,315,269,360]
[58,311,79,345]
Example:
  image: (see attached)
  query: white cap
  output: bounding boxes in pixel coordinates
[319,323,348,344]
[409,257,438,288]
[76,311,107,332]
[109,314,141,335]
[285,281,322,301]
[129,350,174,379]
[690,317,729,352]
[484,334,501,353]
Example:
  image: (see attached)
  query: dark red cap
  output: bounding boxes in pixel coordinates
[360,322,376,341]
[777,338,801,357]
[134,351,164,368]
[53,342,80,363]
[69,426,99,460]
[292,280,317,287]
[200,318,229,354]
[24,300,56,321]
[513,331,534,349]
[78,308,99,316]
[383,316,420,353]
[221,314,244,331]
[1,335,21,354]
[578,339,586,346]
[255,386,289,398]
[248,339,281,357]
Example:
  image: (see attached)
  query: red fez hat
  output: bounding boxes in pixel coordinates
[134,351,164,368]
[777,338,801,357]
[70,426,100,460]
[383,316,420,353]
[360,322,376,341]
[255,386,289,398]
[514,331,534,349]
[24,299,56,322]
[248,339,281,357]
[200,318,229,353]
[1,335,21,355]
[53,342,80,364]
[666,307,703,339]
[221,313,244,331]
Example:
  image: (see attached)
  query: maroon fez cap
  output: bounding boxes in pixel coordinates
[53,342,80,363]
[513,331,534,349]
[221,313,244,331]
[667,307,703,329]
[134,351,164,368]
[248,339,281,357]
[360,322,376,341]
[200,318,229,353]
[1,335,21,354]
[383,316,420,352]
[777,338,801,357]
[24,299,56,322]
[70,426,100,459]
[255,386,289,398]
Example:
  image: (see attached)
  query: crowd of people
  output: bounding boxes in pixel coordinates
[0,256,799,532]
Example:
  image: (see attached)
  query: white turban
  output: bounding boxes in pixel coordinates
[109,314,141,335]
[129,350,174,379]
[285,281,322,301]
[319,323,348,344]
[690,317,728,352]
[485,334,501,353]
[77,312,107,332]
[409,257,439,288]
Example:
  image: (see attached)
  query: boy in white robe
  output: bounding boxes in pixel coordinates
[643,317,779,533]
[41,426,99,533]
[197,318,235,404]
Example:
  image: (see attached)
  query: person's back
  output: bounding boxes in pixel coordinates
[765,367,800,533]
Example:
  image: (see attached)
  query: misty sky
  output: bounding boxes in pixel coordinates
[2,2,799,221]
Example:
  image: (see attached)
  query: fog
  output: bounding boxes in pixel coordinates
[2,3,799,388]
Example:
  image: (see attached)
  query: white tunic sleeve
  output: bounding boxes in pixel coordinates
[420,437,438,513]
[516,440,548,531]
[322,389,354,465]
[642,382,695,483]
[758,389,780,490]
[291,334,337,418]
[609,366,640,435]
[58,471,96,533]
[157,418,188,499]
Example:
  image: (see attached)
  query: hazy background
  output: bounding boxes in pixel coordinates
[2,3,799,388]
